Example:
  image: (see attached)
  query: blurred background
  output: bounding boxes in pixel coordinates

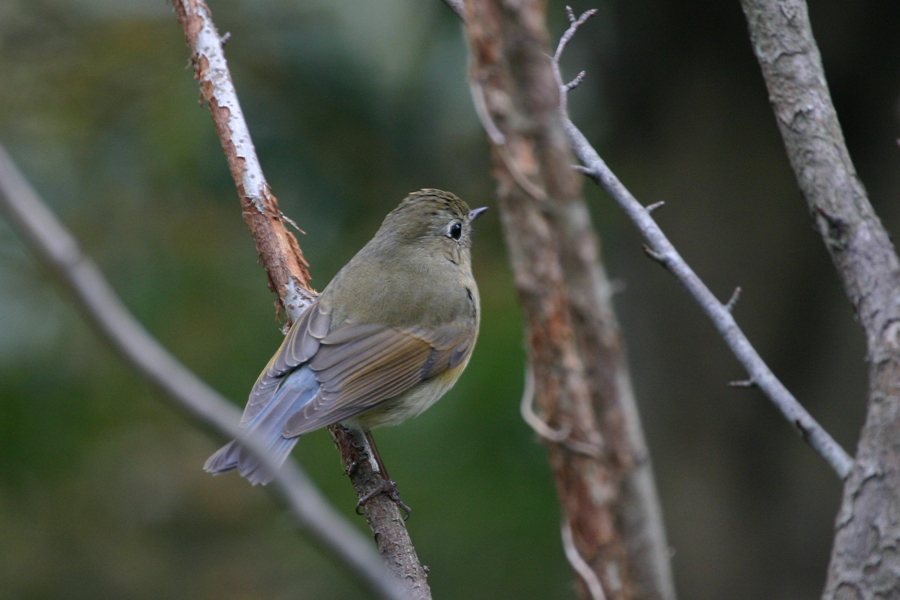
[1,0,898,598]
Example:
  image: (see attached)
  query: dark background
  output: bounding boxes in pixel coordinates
[1,0,898,598]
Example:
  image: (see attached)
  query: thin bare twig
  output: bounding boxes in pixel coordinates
[551,7,597,116]
[551,9,853,479]
[0,143,408,600]
[724,287,742,312]
[562,519,608,600]
[520,367,572,442]
[520,367,603,457]
[555,7,598,62]
[564,70,587,92]
[729,379,756,389]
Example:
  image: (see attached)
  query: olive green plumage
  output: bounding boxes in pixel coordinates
[205,189,485,485]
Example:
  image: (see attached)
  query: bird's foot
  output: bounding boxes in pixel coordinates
[355,479,411,521]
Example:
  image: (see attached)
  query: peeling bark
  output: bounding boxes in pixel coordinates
[173,1,428,594]
[173,0,313,321]
[464,1,674,598]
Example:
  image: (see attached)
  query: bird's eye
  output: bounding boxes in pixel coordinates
[448,222,462,240]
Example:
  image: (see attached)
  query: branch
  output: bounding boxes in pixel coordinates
[0,143,408,600]
[552,8,853,479]
[172,0,429,595]
[738,1,900,597]
[173,0,313,322]
[463,2,675,599]
[440,0,465,20]
[738,0,900,359]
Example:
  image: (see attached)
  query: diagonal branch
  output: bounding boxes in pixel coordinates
[552,8,852,479]
[170,1,429,596]
[173,0,314,322]
[0,142,408,600]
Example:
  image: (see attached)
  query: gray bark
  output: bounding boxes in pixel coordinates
[739,1,900,598]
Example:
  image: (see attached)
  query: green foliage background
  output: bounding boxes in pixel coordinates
[0,0,898,598]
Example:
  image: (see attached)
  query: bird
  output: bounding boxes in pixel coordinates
[205,189,486,511]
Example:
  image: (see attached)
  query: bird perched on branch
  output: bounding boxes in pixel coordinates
[205,189,486,511]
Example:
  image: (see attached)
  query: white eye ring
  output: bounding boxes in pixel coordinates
[447,222,462,240]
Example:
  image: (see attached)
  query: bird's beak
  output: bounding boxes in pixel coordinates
[469,206,489,222]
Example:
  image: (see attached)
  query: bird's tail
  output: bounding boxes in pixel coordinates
[204,365,318,485]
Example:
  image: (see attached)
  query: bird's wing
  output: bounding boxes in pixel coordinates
[281,318,476,437]
[239,299,332,426]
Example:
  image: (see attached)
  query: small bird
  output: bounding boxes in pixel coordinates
[205,189,485,509]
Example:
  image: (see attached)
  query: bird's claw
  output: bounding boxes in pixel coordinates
[355,479,412,521]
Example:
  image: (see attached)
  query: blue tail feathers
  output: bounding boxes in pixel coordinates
[204,365,319,485]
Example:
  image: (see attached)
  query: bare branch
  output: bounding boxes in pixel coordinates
[170,1,430,594]
[551,8,853,479]
[552,8,597,115]
[463,1,676,598]
[172,0,313,321]
[739,0,900,596]
[0,143,408,600]
[554,8,598,62]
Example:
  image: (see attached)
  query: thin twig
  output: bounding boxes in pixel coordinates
[469,79,506,146]
[554,7,598,62]
[520,367,572,442]
[725,287,742,312]
[564,70,587,92]
[520,367,604,456]
[729,379,756,388]
[0,143,408,600]
[550,9,853,479]
[552,8,597,115]
[561,519,608,600]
